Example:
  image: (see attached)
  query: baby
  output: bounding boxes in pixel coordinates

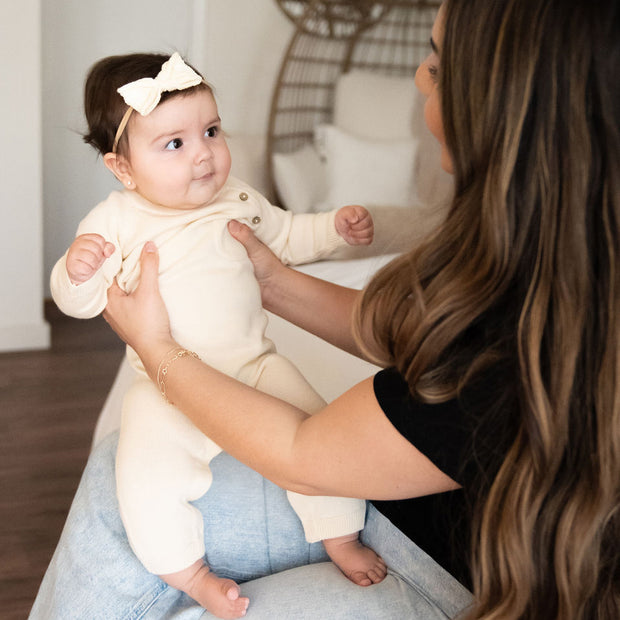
[51,52,384,618]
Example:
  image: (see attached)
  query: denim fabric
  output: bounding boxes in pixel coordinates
[29,432,472,619]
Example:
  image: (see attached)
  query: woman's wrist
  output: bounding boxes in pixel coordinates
[156,347,200,404]
[260,262,291,314]
[135,337,181,383]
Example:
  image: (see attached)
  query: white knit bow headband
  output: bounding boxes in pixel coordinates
[112,53,204,153]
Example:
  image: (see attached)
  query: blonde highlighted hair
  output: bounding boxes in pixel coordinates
[356,0,620,616]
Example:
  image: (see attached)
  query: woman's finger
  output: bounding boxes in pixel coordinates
[228,220,261,254]
[103,242,170,352]
[135,241,160,292]
[227,220,276,276]
[106,277,125,299]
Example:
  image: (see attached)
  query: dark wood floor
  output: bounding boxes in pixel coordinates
[0,303,125,620]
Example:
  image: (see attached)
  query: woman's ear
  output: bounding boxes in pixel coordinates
[103,152,134,189]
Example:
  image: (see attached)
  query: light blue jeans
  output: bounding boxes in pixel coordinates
[29,433,472,619]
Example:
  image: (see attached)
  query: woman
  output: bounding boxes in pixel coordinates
[32,0,619,618]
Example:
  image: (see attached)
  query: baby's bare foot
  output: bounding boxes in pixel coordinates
[189,570,249,619]
[323,533,388,587]
[161,560,249,619]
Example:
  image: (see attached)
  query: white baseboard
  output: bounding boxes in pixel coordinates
[0,320,51,352]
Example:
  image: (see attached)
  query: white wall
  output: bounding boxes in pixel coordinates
[41,0,291,296]
[0,0,50,352]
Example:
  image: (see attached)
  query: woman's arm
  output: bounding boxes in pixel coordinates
[162,364,459,501]
[104,240,459,502]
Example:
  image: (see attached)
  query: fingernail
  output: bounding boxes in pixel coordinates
[144,241,157,253]
[228,220,241,232]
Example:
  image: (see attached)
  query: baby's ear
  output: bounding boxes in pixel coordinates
[103,152,133,187]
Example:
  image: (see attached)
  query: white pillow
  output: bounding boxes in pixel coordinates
[314,124,419,212]
[333,70,423,140]
[332,71,453,209]
[272,144,326,213]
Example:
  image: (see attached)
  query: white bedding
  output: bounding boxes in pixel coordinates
[91,254,395,449]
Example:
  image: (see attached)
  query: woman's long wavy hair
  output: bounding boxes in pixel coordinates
[355,0,620,616]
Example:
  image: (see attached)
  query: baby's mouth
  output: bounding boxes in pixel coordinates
[195,171,214,182]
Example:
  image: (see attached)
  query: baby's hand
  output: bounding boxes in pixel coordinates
[334,205,374,246]
[66,233,115,285]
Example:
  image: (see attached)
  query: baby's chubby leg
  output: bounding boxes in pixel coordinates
[161,560,249,619]
[252,354,387,588]
[118,378,246,616]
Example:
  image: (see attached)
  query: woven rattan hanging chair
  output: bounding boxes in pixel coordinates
[267,0,440,198]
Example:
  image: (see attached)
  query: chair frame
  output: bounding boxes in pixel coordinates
[268,0,440,201]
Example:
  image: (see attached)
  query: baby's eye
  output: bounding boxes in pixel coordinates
[165,138,183,151]
[428,64,439,83]
[205,126,219,138]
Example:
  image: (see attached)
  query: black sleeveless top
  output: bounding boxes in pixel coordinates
[371,366,518,588]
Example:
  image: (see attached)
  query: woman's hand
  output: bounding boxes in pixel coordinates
[227,220,286,308]
[103,241,175,364]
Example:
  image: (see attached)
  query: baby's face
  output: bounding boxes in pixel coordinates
[123,90,231,210]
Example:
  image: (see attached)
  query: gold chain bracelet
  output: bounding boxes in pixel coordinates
[157,347,200,404]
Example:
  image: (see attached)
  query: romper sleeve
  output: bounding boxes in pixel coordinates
[251,192,348,265]
[50,199,123,320]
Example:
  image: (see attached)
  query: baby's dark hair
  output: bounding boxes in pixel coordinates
[83,53,211,156]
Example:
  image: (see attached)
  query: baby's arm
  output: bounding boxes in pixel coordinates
[334,205,374,246]
[51,230,120,320]
[253,197,374,264]
[66,233,116,285]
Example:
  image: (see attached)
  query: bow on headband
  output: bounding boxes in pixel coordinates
[112,53,204,153]
[117,52,203,116]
